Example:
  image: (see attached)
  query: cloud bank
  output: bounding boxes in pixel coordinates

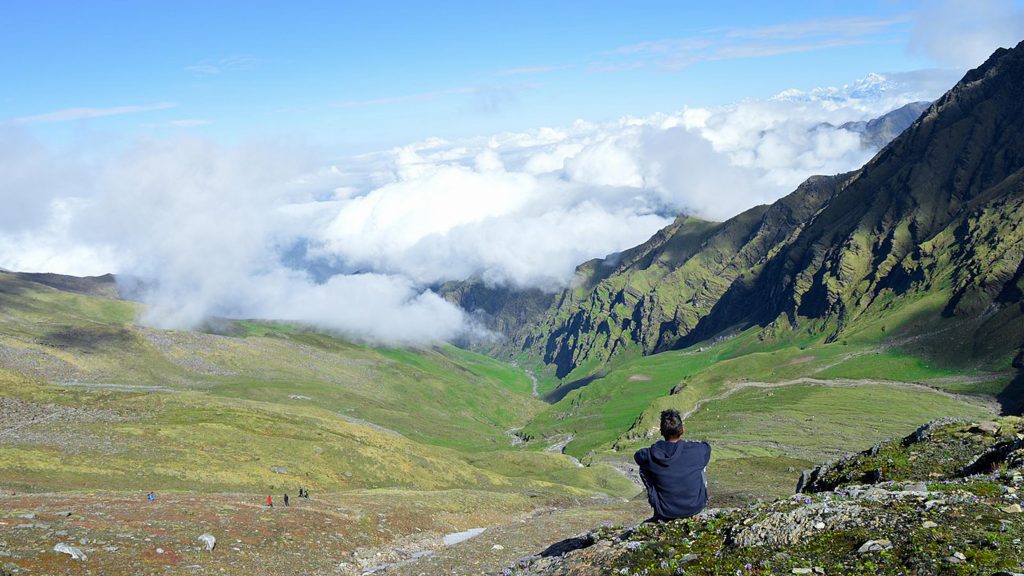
[0,72,953,344]
[910,0,1024,68]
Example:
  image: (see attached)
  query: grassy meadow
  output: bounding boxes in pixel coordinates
[0,269,1010,507]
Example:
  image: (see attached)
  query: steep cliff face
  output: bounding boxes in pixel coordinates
[682,41,1024,353]
[521,176,843,377]
[514,41,1024,379]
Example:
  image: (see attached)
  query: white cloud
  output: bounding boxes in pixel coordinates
[184,56,262,76]
[0,72,954,343]
[495,65,573,76]
[910,0,1024,68]
[334,84,538,110]
[599,16,908,71]
[6,102,177,125]
[142,119,212,128]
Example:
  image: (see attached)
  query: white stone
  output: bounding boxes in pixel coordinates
[53,543,87,561]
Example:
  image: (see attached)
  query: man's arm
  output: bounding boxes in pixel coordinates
[633,448,650,488]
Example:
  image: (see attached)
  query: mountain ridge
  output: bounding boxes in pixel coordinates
[473,40,1024,386]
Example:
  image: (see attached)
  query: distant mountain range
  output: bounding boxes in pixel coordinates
[445,42,1024,387]
[836,100,931,149]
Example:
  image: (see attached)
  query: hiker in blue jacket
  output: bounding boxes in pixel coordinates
[634,409,711,522]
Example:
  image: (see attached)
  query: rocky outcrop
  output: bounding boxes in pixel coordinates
[506,417,1024,575]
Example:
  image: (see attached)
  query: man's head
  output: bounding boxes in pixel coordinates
[660,409,684,440]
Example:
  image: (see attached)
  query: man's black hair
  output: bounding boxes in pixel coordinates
[660,409,684,439]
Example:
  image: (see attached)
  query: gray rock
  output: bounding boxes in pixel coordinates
[270,466,288,474]
[53,543,87,560]
[857,539,892,553]
[198,533,216,551]
[972,421,1000,435]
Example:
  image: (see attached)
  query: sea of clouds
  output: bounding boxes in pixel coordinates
[0,71,969,343]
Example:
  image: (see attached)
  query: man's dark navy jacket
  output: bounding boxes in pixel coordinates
[634,439,711,520]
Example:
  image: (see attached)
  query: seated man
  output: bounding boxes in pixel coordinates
[634,409,711,522]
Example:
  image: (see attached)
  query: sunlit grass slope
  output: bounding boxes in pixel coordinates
[0,272,636,497]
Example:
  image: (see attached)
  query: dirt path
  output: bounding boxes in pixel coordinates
[387,501,645,576]
[55,381,174,392]
[681,377,1000,422]
[526,369,539,398]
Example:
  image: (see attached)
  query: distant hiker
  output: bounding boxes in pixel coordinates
[147,492,155,502]
[284,493,290,507]
[266,495,273,507]
[634,409,711,523]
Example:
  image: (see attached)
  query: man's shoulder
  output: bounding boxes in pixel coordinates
[682,440,711,453]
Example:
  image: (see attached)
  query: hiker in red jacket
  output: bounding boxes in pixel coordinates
[266,495,273,507]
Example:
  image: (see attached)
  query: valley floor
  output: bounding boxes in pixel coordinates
[0,490,646,576]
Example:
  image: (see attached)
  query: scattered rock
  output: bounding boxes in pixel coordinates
[55,511,72,518]
[857,539,892,553]
[972,421,1000,435]
[198,533,216,551]
[156,547,164,554]
[491,544,504,550]
[922,520,938,529]
[792,569,813,575]
[1003,504,1023,514]
[270,466,288,474]
[53,543,87,560]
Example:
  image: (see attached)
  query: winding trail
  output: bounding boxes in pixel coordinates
[56,381,174,392]
[680,377,1000,422]
[0,411,62,438]
[526,369,540,398]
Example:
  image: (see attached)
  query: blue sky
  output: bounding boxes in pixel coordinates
[5,0,1015,152]
[2,1,1024,340]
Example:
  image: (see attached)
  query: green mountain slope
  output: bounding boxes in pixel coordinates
[0,271,636,496]
[512,41,1024,387]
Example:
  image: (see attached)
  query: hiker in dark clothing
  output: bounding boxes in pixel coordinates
[634,409,711,522]
[284,493,290,507]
